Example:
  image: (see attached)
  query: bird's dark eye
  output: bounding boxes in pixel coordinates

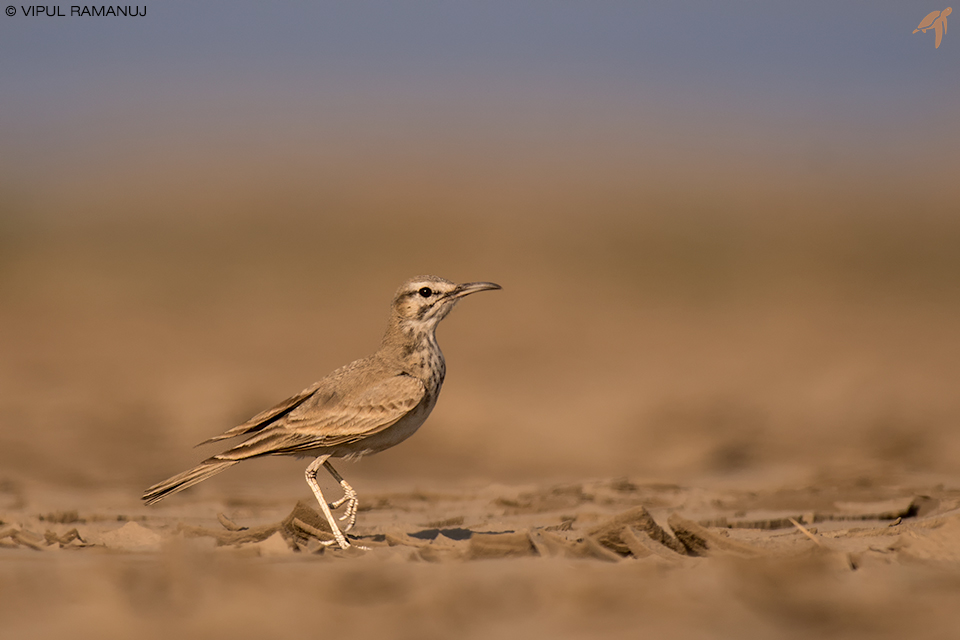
[418,287,433,298]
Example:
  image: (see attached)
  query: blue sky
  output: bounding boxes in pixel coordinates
[1,2,957,220]
[3,3,953,99]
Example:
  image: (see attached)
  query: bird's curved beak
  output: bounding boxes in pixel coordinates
[452,281,502,298]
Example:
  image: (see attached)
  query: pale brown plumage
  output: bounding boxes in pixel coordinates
[142,275,500,548]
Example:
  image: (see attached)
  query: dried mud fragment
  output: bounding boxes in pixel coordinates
[43,528,88,548]
[909,508,960,531]
[14,528,47,551]
[527,530,621,562]
[178,521,281,546]
[587,506,686,555]
[416,545,456,562]
[528,529,574,557]
[836,507,960,545]
[617,527,652,558]
[576,537,623,562]
[892,514,960,564]
[703,496,933,532]
[290,518,337,544]
[384,531,432,548]
[281,501,333,534]
[217,513,247,532]
[833,497,919,520]
[621,527,693,565]
[180,502,339,548]
[544,517,575,532]
[667,514,765,557]
[904,495,941,519]
[277,502,336,544]
[704,516,804,531]
[281,501,337,546]
[468,531,537,559]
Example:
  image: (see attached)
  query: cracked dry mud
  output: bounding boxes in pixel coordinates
[3,477,960,640]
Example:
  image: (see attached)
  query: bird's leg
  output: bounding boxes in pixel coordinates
[323,460,359,532]
[304,455,349,549]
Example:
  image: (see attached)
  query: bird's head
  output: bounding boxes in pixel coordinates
[390,275,501,329]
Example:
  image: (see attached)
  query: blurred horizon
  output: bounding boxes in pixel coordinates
[2,1,958,228]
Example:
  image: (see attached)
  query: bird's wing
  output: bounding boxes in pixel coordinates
[919,10,940,30]
[213,373,426,460]
[195,380,324,446]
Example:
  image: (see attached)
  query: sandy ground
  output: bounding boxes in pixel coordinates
[2,209,960,639]
[3,474,960,640]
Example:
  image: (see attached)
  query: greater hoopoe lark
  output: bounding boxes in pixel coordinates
[142,275,500,549]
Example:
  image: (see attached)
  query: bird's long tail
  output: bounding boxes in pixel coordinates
[142,458,239,505]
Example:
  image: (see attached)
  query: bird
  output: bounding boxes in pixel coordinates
[913,7,951,48]
[142,275,501,549]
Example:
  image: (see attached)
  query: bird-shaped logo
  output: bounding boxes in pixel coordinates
[914,7,952,48]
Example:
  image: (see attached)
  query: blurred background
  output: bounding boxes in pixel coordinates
[1,1,959,503]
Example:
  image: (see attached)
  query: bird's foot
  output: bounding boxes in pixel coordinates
[329,482,359,532]
[318,535,370,551]
[314,524,350,549]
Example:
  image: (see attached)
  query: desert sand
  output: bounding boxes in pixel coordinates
[3,473,960,640]
[3,205,960,639]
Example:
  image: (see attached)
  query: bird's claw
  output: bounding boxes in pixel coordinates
[328,485,359,532]
[318,536,369,551]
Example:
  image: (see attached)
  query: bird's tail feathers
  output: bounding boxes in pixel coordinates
[142,458,239,505]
